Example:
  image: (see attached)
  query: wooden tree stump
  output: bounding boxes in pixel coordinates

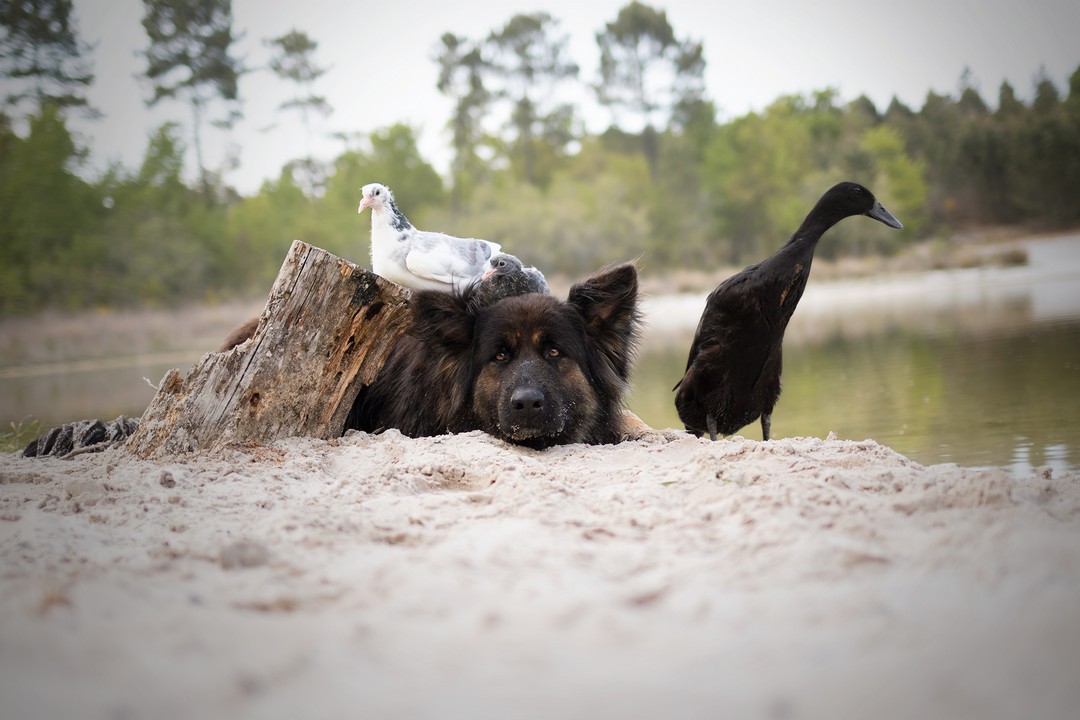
[126,240,411,459]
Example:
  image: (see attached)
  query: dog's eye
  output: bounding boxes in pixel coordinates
[547,347,560,359]
[494,351,509,363]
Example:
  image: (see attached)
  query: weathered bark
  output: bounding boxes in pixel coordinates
[126,240,411,459]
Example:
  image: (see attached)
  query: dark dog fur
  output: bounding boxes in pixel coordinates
[346,263,641,448]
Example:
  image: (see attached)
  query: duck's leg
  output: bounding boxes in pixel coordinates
[707,414,718,442]
[761,413,771,441]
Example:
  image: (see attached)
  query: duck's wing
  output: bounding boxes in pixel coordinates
[682,268,757,373]
[675,280,773,397]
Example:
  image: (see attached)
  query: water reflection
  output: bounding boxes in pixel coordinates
[630,316,1080,474]
[0,355,195,432]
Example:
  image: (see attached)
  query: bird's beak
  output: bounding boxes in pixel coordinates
[481,266,496,280]
[357,197,371,214]
[866,201,903,229]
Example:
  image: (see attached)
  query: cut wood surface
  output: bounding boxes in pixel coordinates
[126,240,411,459]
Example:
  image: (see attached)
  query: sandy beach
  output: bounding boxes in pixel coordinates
[2,426,1078,719]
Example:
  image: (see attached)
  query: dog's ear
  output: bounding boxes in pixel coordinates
[409,290,479,424]
[410,290,476,353]
[566,263,641,381]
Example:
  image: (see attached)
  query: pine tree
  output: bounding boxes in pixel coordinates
[0,0,95,116]
[265,29,332,196]
[595,1,704,175]
[141,0,243,195]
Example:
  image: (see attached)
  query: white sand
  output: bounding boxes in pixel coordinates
[2,428,1078,719]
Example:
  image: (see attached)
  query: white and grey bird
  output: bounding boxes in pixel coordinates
[358,182,501,293]
[472,253,550,308]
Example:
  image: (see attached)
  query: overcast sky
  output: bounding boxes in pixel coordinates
[62,0,1080,195]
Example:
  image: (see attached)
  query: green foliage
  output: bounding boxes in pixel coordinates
[427,143,651,275]
[702,99,818,262]
[0,105,100,312]
[887,68,1080,230]
[81,123,231,304]
[0,417,41,453]
[859,126,929,236]
[320,124,446,261]
[648,107,716,268]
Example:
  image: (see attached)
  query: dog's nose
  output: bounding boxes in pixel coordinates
[509,386,546,425]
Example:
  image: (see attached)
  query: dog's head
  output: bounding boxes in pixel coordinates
[410,263,641,448]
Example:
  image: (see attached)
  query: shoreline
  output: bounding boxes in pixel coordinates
[1,232,1077,369]
[2,232,1077,463]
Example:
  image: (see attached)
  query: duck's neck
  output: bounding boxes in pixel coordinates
[783,203,848,254]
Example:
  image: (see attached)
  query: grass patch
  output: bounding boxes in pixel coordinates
[1,418,41,453]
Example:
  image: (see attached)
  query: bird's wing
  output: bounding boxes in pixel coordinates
[677,289,773,398]
[682,270,755,372]
[525,267,550,293]
[405,231,502,286]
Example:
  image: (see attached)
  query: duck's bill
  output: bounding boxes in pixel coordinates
[867,201,903,229]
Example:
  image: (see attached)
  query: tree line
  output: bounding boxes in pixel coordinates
[2,0,1079,315]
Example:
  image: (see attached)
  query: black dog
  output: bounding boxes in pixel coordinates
[347,263,641,449]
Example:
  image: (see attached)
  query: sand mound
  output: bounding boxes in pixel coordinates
[2,430,1079,719]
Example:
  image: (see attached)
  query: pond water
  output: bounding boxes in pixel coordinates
[629,234,1080,474]
[1,352,197,436]
[2,236,1079,473]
